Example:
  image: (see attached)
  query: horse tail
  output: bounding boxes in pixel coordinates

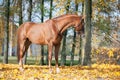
[17,37,20,62]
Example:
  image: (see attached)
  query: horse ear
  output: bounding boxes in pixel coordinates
[80,15,85,23]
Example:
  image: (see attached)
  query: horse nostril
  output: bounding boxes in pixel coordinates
[76,31,84,35]
[76,31,80,34]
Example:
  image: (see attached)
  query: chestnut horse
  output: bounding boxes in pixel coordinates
[17,14,84,73]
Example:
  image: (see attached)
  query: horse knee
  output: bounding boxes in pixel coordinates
[48,54,52,60]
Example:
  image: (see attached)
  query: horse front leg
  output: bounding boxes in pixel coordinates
[48,43,53,73]
[55,43,61,73]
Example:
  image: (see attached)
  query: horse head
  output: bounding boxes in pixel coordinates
[74,16,85,35]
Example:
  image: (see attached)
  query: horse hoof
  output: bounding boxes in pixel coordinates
[19,67,24,72]
[56,68,60,73]
[49,69,53,74]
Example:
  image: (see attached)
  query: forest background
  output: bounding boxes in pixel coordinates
[0,0,120,66]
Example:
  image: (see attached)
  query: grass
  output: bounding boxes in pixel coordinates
[0,56,79,66]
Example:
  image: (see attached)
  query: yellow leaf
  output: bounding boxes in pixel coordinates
[108,50,114,57]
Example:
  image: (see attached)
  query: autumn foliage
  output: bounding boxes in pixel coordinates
[0,63,120,80]
[92,48,120,64]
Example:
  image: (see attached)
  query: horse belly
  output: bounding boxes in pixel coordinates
[27,33,47,45]
[30,37,46,45]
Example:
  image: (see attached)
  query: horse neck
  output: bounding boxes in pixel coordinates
[56,17,78,34]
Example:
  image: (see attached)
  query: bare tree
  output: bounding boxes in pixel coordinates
[70,0,78,66]
[81,0,92,65]
[3,0,10,64]
[78,1,84,65]
[61,0,70,66]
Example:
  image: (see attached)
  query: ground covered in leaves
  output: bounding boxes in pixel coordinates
[0,64,120,80]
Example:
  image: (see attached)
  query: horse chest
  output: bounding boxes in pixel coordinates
[53,35,62,45]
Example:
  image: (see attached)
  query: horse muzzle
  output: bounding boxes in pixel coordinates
[76,31,85,38]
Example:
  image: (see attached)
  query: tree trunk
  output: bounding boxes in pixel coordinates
[28,0,32,21]
[70,31,76,66]
[8,23,13,56]
[118,0,120,9]
[49,0,53,19]
[3,0,10,64]
[81,0,92,65]
[78,35,82,65]
[40,0,44,65]
[78,1,84,65]
[60,0,70,66]
[61,31,67,66]
[19,0,23,25]
[70,0,78,66]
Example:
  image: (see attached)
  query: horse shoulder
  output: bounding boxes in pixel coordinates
[46,20,63,45]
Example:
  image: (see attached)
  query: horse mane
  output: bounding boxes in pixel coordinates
[52,14,79,20]
[45,14,80,23]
